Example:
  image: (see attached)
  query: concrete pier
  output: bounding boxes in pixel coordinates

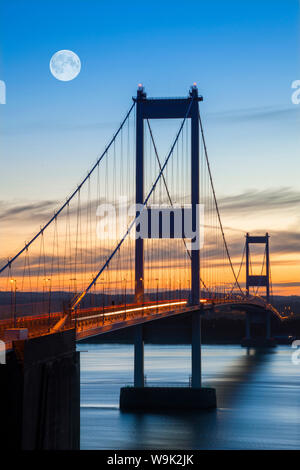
[120,313,217,411]
[241,309,276,348]
[241,337,276,348]
[245,312,251,340]
[120,386,216,411]
[0,329,80,450]
[191,312,201,388]
[134,324,144,387]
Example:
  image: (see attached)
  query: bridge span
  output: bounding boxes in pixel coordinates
[0,86,290,449]
[1,295,282,346]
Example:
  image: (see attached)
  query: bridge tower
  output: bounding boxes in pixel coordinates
[246,233,270,303]
[134,84,202,306]
[120,86,216,410]
[243,233,274,346]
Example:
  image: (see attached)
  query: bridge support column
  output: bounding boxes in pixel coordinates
[266,311,271,340]
[120,307,216,411]
[241,310,276,348]
[135,86,145,303]
[190,86,200,306]
[0,330,80,449]
[245,312,251,340]
[191,312,201,388]
[134,325,144,387]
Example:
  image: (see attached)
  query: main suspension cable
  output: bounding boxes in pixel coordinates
[0,102,136,275]
[198,111,244,296]
[229,243,246,294]
[72,97,195,310]
[146,118,209,292]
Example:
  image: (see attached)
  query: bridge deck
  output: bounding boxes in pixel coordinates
[0,296,284,349]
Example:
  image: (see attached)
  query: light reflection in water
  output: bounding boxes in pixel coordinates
[79,344,300,449]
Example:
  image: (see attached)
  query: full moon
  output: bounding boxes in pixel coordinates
[50,50,81,81]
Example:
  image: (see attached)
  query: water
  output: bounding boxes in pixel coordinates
[78,343,300,449]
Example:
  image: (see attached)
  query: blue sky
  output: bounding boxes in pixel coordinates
[0,0,299,199]
[0,0,300,293]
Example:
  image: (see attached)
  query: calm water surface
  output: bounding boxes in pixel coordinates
[78,344,300,449]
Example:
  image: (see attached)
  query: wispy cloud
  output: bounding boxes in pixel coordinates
[1,189,299,268]
[2,187,299,226]
[208,105,300,123]
[267,230,300,255]
[0,200,58,221]
[225,228,300,259]
[219,187,300,214]
[0,121,119,136]
[0,196,122,224]
[272,282,300,288]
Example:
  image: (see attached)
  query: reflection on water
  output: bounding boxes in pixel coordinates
[78,344,300,449]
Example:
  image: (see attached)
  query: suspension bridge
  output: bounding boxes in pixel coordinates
[0,85,290,448]
[0,84,283,343]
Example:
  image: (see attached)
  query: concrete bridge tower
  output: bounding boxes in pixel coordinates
[242,233,275,347]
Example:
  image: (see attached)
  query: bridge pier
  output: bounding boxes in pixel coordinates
[241,310,276,347]
[266,311,271,340]
[134,324,144,387]
[0,329,80,449]
[245,312,251,340]
[120,312,216,411]
[191,312,201,388]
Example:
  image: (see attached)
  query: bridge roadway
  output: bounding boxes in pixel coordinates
[0,296,283,348]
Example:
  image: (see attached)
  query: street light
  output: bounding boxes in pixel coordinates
[10,279,17,328]
[69,278,77,295]
[90,275,96,308]
[188,279,191,304]
[99,280,105,325]
[122,278,127,320]
[43,278,52,332]
[155,278,159,314]
[140,277,144,314]
[178,279,182,311]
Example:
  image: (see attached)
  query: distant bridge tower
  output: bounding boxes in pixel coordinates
[246,233,270,303]
[243,233,274,346]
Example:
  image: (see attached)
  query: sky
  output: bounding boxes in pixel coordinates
[0,0,300,295]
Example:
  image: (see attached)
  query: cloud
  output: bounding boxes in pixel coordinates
[223,228,300,260]
[218,187,300,214]
[0,120,119,136]
[267,229,300,255]
[0,196,126,225]
[271,282,300,288]
[208,187,300,260]
[3,187,298,232]
[268,259,300,267]
[0,200,58,221]
[207,105,300,123]
[1,188,299,287]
